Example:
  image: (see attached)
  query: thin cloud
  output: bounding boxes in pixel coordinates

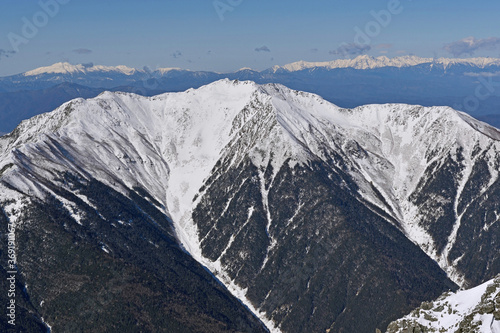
[0,49,16,59]
[73,48,93,55]
[310,48,319,53]
[444,37,500,57]
[464,71,500,77]
[374,43,393,49]
[255,46,271,52]
[171,50,183,59]
[330,43,371,57]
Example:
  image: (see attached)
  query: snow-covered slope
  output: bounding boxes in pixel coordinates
[387,274,500,333]
[0,79,285,331]
[1,78,499,278]
[318,103,500,286]
[0,80,257,237]
[1,79,499,332]
[272,55,500,72]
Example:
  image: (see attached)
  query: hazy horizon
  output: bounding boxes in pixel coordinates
[1,0,500,76]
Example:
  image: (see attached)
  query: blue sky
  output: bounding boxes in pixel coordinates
[1,0,500,76]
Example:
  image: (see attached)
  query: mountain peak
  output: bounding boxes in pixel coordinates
[156,67,184,74]
[24,62,81,76]
[2,80,500,332]
[23,62,137,76]
[235,67,256,72]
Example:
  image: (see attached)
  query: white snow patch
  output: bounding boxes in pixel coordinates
[392,276,500,333]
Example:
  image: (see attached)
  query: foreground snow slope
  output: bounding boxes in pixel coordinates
[387,274,500,333]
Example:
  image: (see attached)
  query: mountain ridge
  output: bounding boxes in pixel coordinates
[1,80,498,332]
[12,55,500,77]
[271,55,500,72]
[2,55,500,135]
[2,79,498,285]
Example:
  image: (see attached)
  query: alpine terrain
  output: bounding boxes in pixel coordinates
[2,55,500,134]
[0,79,499,332]
[387,274,500,333]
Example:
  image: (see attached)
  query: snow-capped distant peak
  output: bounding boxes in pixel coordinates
[236,67,255,72]
[273,55,500,72]
[156,67,184,74]
[23,62,137,76]
[24,62,82,76]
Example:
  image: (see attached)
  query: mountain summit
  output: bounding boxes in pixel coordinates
[23,62,139,76]
[1,80,498,332]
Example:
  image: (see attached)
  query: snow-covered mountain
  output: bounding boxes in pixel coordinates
[18,55,500,77]
[387,274,500,333]
[2,55,500,136]
[0,62,204,94]
[271,55,500,72]
[0,80,272,332]
[22,62,188,77]
[0,80,499,332]
[23,62,139,76]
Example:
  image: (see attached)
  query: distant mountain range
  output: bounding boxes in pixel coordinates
[270,55,500,71]
[13,55,500,77]
[1,55,500,134]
